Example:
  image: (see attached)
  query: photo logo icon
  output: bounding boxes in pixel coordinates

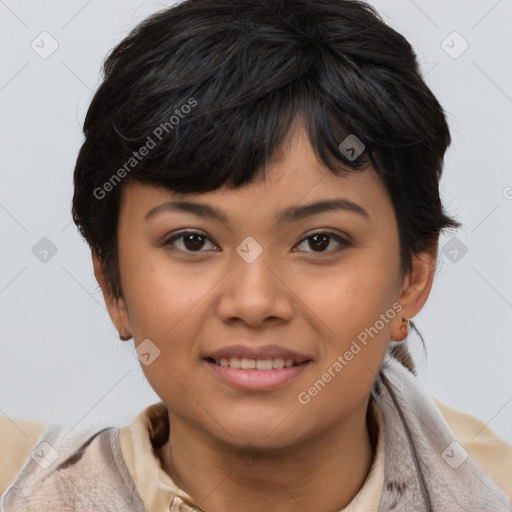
[237,442,262,468]
[32,237,58,263]
[441,441,468,469]
[236,236,263,264]
[338,134,365,161]
[31,32,59,59]
[441,31,469,60]
[441,236,468,263]
[32,441,59,469]
[134,338,161,366]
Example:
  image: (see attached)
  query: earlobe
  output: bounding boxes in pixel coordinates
[391,317,412,342]
[92,251,132,340]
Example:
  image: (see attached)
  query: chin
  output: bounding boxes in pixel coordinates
[213,418,306,452]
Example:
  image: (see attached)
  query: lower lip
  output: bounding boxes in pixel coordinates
[204,360,311,391]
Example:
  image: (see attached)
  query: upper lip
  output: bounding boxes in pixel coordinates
[204,344,312,364]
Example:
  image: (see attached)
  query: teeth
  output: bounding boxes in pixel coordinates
[272,358,285,369]
[256,359,272,370]
[241,358,256,369]
[225,357,240,369]
[213,357,302,370]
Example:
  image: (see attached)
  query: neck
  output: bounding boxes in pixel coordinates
[157,397,376,512]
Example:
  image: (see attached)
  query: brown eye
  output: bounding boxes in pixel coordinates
[295,231,351,254]
[164,230,217,252]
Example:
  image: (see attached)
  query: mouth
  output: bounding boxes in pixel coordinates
[202,344,313,390]
[204,356,307,370]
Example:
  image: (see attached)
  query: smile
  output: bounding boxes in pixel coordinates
[208,357,303,370]
[204,358,311,391]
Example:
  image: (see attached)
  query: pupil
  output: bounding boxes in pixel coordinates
[184,234,204,251]
[309,233,329,251]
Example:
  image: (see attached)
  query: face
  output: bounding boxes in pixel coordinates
[100,122,423,451]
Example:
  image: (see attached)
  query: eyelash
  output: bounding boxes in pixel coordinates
[162,229,352,255]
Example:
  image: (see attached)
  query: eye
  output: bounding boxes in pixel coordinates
[294,231,351,254]
[163,229,351,255]
[163,230,217,252]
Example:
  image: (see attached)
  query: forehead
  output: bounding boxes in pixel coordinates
[118,123,392,225]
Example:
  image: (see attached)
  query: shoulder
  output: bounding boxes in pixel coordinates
[433,396,512,498]
[0,415,46,496]
[0,420,145,511]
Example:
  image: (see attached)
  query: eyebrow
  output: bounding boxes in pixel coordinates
[144,198,370,225]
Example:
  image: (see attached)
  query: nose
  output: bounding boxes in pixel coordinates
[215,245,294,327]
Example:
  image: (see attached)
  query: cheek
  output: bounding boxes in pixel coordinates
[119,251,223,369]
[121,260,212,407]
[296,251,400,348]
[293,248,400,422]
[119,246,210,338]
[294,267,397,427]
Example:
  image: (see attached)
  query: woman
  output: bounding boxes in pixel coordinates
[2,0,511,510]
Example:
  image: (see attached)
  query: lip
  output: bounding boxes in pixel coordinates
[204,344,311,364]
[203,344,313,391]
[204,359,312,391]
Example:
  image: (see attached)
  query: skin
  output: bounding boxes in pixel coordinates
[93,120,437,512]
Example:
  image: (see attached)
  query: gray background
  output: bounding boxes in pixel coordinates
[1,0,511,444]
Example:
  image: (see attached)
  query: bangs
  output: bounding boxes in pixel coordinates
[83,0,435,200]
[97,69,371,199]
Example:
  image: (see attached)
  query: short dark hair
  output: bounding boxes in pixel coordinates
[72,0,460,372]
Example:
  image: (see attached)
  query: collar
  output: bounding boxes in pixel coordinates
[119,397,387,511]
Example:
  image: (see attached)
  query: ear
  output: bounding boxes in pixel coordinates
[391,237,438,341]
[92,251,131,339]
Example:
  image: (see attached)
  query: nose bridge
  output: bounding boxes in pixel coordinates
[215,236,292,324]
[233,235,278,296]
